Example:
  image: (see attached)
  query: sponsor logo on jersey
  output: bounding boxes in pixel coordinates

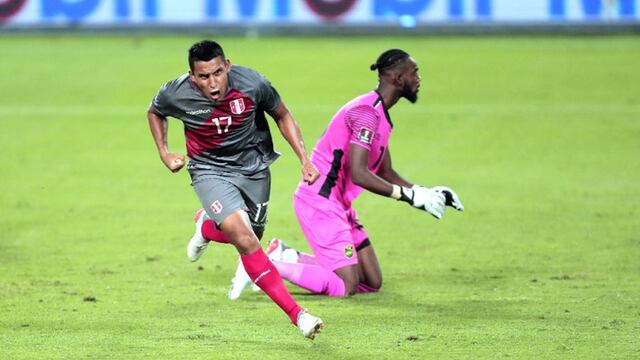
[358,127,374,144]
[344,245,354,258]
[210,200,223,214]
[186,109,212,115]
[230,98,245,115]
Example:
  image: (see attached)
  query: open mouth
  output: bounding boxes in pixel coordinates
[210,90,221,100]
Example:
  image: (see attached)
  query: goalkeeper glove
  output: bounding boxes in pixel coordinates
[431,186,464,211]
[393,185,445,219]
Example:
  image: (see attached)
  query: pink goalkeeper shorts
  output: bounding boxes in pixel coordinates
[293,192,369,271]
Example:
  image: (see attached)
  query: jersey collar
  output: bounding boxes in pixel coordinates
[373,90,393,128]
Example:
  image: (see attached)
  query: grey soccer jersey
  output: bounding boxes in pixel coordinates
[150,65,282,175]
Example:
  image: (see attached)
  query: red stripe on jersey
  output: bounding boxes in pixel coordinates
[185,89,255,157]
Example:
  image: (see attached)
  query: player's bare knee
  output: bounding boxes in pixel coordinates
[232,233,260,255]
[340,275,360,296]
[344,280,359,296]
[367,275,383,290]
[335,267,359,296]
[369,279,382,291]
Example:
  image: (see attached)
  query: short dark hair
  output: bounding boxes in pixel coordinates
[370,49,410,74]
[188,40,225,70]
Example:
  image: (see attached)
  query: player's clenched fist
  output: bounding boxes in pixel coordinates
[161,152,185,173]
[301,160,320,185]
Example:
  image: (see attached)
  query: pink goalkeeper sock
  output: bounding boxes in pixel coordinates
[241,249,303,325]
[201,219,230,244]
[357,283,380,293]
[273,261,346,297]
[296,252,317,265]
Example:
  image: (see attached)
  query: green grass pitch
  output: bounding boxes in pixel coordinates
[0,35,638,359]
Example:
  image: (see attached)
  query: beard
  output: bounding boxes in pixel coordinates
[401,83,418,103]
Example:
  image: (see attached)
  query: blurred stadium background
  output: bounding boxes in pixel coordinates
[1,1,639,359]
[1,0,639,34]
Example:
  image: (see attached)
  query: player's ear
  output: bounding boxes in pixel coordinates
[393,71,404,87]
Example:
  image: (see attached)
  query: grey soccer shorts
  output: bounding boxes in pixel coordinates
[191,169,271,232]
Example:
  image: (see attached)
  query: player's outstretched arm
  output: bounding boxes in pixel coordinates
[268,102,320,185]
[376,148,412,187]
[147,110,185,173]
[377,147,464,214]
[350,144,445,219]
[349,144,445,219]
[350,144,398,196]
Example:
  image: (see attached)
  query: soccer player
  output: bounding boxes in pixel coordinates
[146,40,323,339]
[229,48,464,298]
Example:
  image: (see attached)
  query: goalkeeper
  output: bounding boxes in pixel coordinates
[228,49,464,298]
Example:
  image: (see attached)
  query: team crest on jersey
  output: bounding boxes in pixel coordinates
[344,246,354,259]
[210,200,223,215]
[230,98,245,115]
[358,127,374,145]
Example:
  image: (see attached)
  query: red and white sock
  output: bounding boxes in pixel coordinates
[241,249,303,325]
[201,219,230,244]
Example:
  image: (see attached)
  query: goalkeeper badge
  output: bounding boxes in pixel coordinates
[344,246,354,258]
[358,128,374,144]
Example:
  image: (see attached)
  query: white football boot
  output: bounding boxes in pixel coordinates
[266,238,287,261]
[297,310,324,340]
[227,257,253,300]
[187,209,210,262]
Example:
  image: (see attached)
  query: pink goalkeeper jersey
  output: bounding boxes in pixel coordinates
[296,90,393,207]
